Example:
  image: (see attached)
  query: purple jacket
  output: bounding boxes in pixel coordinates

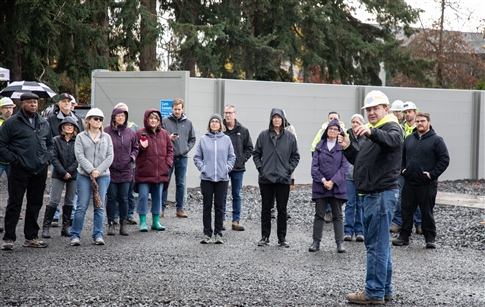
[104,108,139,183]
[311,120,349,200]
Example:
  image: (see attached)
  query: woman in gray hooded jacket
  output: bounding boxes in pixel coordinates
[193,114,235,245]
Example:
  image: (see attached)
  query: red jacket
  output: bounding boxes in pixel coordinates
[135,109,174,185]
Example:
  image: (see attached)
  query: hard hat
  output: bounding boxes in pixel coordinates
[389,100,404,112]
[85,108,104,119]
[361,90,390,109]
[69,94,77,105]
[402,101,418,111]
[0,97,15,107]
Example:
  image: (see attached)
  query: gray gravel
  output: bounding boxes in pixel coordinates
[0,179,484,306]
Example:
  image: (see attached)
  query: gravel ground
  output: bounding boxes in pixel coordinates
[0,178,484,306]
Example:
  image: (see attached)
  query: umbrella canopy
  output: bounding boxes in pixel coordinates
[0,81,57,99]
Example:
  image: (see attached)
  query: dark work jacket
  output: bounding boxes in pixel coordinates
[223,119,253,172]
[51,117,79,180]
[253,108,300,185]
[0,109,53,174]
[47,105,84,137]
[162,113,196,157]
[344,114,402,194]
[402,126,450,186]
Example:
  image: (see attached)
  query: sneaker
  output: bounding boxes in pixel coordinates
[2,240,14,250]
[176,210,188,218]
[384,294,394,302]
[22,238,48,248]
[51,219,59,228]
[258,237,269,246]
[200,236,212,244]
[70,238,80,246]
[426,241,437,249]
[346,291,384,305]
[93,237,105,245]
[278,239,290,248]
[356,234,364,242]
[126,217,137,225]
[324,211,332,223]
[390,224,400,233]
[392,237,409,246]
[270,209,276,219]
[344,234,352,241]
[222,220,226,231]
[416,226,423,234]
[232,221,245,231]
[214,234,224,244]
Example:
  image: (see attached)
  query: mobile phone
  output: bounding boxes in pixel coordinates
[339,130,345,137]
[173,132,179,136]
[141,133,147,142]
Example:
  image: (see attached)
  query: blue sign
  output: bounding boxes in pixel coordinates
[160,99,173,118]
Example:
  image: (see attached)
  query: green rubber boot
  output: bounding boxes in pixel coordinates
[151,214,166,231]
[139,214,148,232]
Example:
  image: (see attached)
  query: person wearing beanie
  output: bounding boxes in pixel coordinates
[253,108,300,248]
[0,92,53,250]
[194,113,235,244]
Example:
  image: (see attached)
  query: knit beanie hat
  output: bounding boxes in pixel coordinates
[209,113,222,124]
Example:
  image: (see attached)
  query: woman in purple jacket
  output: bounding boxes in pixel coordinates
[309,119,349,253]
[105,108,139,236]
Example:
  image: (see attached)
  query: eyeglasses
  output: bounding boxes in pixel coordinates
[210,120,220,124]
[224,112,234,115]
[327,127,339,132]
[91,117,103,122]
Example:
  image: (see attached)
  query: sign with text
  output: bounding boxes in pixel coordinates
[160,99,173,118]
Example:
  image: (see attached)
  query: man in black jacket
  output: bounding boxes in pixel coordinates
[0,92,53,250]
[392,112,449,249]
[222,104,253,231]
[253,108,300,248]
[340,90,402,305]
[47,93,84,137]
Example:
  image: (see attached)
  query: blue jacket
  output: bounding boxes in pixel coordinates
[193,131,235,182]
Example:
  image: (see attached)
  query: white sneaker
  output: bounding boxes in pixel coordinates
[93,237,105,245]
[70,238,80,246]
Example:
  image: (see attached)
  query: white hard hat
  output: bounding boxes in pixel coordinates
[0,97,15,107]
[389,100,404,112]
[85,108,104,118]
[362,90,390,109]
[402,101,418,111]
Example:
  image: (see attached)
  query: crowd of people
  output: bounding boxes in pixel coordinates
[0,90,450,305]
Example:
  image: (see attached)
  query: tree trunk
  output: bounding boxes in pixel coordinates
[436,0,446,87]
[11,39,22,81]
[140,0,158,71]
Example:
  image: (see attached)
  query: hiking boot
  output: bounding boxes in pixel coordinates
[22,238,48,248]
[416,226,423,234]
[308,240,320,252]
[356,234,364,242]
[126,217,137,225]
[222,220,226,231]
[278,239,290,248]
[324,211,332,223]
[346,291,384,305]
[214,234,224,244]
[93,237,105,245]
[344,234,352,241]
[107,222,116,236]
[2,240,13,250]
[390,224,400,233]
[258,237,269,246]
[176,210,188,218]
[119,221,129,236]
[70,238,80,246]
[51,219,59,228]
[232,221,245,231]
[200,236,212,244]
[392,236,409,246]
[270,209,276,219]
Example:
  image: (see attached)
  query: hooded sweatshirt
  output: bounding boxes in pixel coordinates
[252,108,300,185]
[104,108,139,183]
[51,116,79,180]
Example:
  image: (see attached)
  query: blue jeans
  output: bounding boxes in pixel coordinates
[344,180,363,236]
[162,157,188,211]
[137,182,164,215]
[392,175,422,228]
[223,170,244,222]
[106,182,130,223]
[70,174,109,240]
[362,189,397,301]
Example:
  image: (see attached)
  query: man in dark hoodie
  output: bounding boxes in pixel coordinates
[222,104,253,231]
[0,92,53,250]
[253,108,300,248]
[392,112,449,249]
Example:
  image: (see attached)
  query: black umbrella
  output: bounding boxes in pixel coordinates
[0,81,57,99]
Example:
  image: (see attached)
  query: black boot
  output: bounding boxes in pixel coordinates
[119,221,129,236]
[309,240,320,252]
[337,242,346,253]
[42,206,58,238]
[61,205,73,237]
[108,222,116,236]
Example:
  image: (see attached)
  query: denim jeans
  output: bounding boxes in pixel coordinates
[391,175,422,228]
[344,180,364,236]
[201,180,228,237]
[70,174,109,240]
[137,182,164,215]
[362,189,398,301]
[223,170,244,222]
[106,182,130,223]
[162,157,188,211]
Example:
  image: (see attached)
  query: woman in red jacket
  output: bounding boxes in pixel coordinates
[135,109,174,232]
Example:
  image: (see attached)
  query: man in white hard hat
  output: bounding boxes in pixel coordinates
[0,97,16,232]
[339,90,402,305]
[389,100,404,124]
